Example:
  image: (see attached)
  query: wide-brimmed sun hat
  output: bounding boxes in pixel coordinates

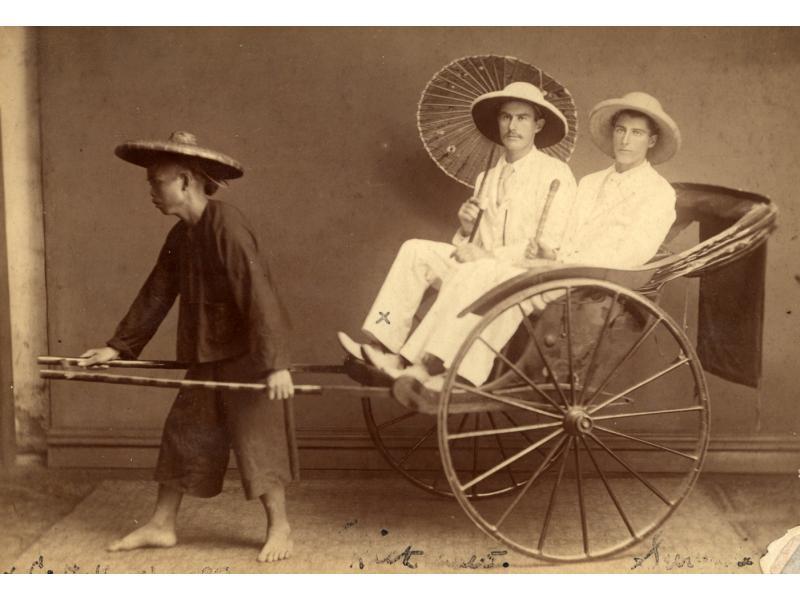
[114,131,244,180]
[470,81,568,149]
[588,92,681,164]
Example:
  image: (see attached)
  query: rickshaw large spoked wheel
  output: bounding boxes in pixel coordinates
[438,278,710,562]
[361,397,454,497]
[362,396,536,499]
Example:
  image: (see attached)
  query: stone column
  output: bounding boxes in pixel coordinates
[0,27,49,452]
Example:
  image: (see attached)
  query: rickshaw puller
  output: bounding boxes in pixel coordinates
[78,131,295,563]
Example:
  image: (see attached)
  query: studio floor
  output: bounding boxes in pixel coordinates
[1,462,799,574]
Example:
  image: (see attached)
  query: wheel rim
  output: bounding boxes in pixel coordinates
[362,396,453,497]
[438,278,710,562]
[362,395,544,499]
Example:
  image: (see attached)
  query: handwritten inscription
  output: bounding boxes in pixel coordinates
[2,545,756,574]
[376,545,424,569]
[200,566,231,574]
[2,555,236,574]
[631,536,755,571]
[458,550,510,570]
[2,555,109,574]
[631,536,661,570]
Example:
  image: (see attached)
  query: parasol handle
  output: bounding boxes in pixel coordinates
[466,145,497,243]
[534,179,561,244]
[467,210,484,244]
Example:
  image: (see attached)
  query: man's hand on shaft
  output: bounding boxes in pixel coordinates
[267,369,294,400]
[78,346,120,368]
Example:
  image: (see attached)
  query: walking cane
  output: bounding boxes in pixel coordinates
[534,179,561,245]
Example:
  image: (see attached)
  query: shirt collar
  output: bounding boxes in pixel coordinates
[607,159,655,181]
[499,146,543,172]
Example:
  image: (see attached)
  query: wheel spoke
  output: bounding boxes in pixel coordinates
[362,399,445,497]
[487,344,512,381]
[595,389,636,406]
[594,426,700,461]
[450,413,471,476]
[583,317,662,410]
[492,384,541,395]
[538,437,574,552]
[501,410,548,459]
[470,414,480,495]
[376,410,419,432]
[447,420,561,441]
[582,437,636,537]
[458,428,564,492]
[588,357,691,415]
[494,435,567,529]
[517,304,570,408]
[501,410,535,444]
[588,433,672,506]
[397,422,437,467]
[487,412,518,487]
[574,439,589,555]
[476,335,566,414]
[592,405,704,421]
[492,385,558,411]
[577,291,619,406]
[453,381,561,420]
[454,412,470,434]
[564,287,576,407]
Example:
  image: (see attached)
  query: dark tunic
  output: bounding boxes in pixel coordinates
[107,199,294,496]
[108,198,291,374]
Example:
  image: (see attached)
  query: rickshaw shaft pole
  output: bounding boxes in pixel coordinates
[39,369,388,396]
[37,356,346,374]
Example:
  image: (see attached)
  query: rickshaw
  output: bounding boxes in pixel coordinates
[38,56,779,563]
[351,180,777,562]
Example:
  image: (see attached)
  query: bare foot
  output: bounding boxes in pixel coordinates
[257,524,293,563]
[107,522,177,552]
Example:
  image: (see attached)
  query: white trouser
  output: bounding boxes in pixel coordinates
[401,258,530,386]
[363,239,557,387]
[361,239,459,353]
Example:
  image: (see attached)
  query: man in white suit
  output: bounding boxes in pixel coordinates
[338,81,577,373]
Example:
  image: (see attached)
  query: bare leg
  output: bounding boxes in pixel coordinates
[107,484,181,552]
[257,477,293,563]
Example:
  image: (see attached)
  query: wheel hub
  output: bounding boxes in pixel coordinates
[564,407,593,436]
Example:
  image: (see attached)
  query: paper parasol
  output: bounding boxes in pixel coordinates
[417,55,578,189]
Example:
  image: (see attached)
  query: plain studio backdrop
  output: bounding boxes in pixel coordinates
[7,27,795,469]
